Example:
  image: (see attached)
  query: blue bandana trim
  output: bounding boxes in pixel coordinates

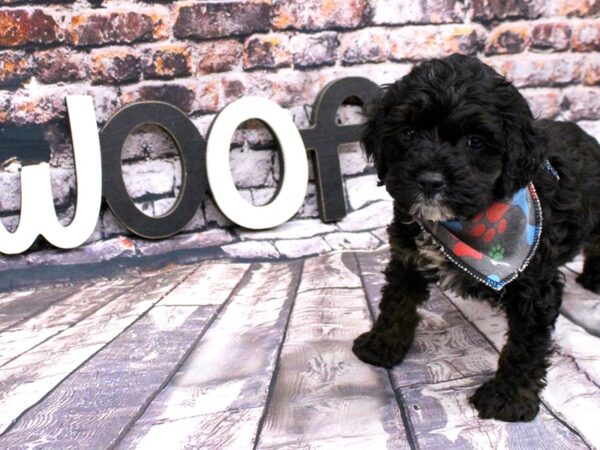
[418,160,558,291]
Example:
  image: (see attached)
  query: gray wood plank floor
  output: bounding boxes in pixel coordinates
[0,250,598,450]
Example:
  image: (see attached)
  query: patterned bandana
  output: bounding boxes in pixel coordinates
[417,162,559,291]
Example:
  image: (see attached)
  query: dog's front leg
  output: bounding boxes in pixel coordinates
[352,257,429,369]
[470,270,563,422]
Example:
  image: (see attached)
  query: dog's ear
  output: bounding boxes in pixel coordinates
[496,82,545,197]
[362,96,388,186]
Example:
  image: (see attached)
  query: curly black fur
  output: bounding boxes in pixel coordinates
[352,54,600,422]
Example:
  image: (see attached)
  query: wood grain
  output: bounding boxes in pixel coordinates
[445,290,598,449]
[0,262,250,448]
[117,260,303,450]
[256,253,410,450]
[0,264,195,435]
[559,269,600,337]
[0,277,141,367]
[357,251,499,388]
[0,283,84,331]
[403,374,588,450]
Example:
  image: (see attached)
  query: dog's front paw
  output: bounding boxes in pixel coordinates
[576,271,600,294]
[352,329,409,369]
[469,378,540,422]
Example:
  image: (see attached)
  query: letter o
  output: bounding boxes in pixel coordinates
[206,97,308,230]
[101,102,208,239]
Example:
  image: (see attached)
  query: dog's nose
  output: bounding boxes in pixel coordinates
[417,171,446,195]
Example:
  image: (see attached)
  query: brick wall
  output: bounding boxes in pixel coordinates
[0,0,599,266]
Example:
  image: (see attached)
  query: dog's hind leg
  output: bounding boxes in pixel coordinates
[352,257,429,369]
[577,236,600,293]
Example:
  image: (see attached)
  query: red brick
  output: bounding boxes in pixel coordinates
[174,1,270,39]
[142,44,192,80]
[538,0,600,17]
[193,40,242,74]
[372,0,465,25]
[486,54,581,87]
[485,22,530,55]
[291,32,338,68]
[0,9,59,47]
[389,25,485,61]
[121,80,219,114]
[341,28,389,65]
[34,48,88,84]
[562,87,600,120]
[9,90,66,124]
[0,51,30,88]
[243,34,291,70]
[473,0,542,22]
[121,83,196,113]
[91,48,141,85]
[584,55,600,85]
[531,22,571,51]
[272,0,370,31]
[66,10,168,46]
[573,20,600,52]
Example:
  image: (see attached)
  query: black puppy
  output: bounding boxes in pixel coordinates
[352,53,600,422]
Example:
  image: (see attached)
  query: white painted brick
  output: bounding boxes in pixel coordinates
[203,197,233,227]
[222,240,279,259]
[238,218,336,240]
[577,120,600,143]
[324,231,381,250]
[337,200,393,232]
[229,147,274,188]
[0,172,21,212]
[339,142,370,175]
[345,174,392,210]
[122,123,180,160]
[138,229,234,256]
[121,160,175,199]
[251,187,277,206]
[275,236,330,259]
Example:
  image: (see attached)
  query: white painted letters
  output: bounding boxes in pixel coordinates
[206,96,309,230]
[0,96,102,254]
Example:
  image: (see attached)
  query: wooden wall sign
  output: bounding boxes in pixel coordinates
[0,77,383,254]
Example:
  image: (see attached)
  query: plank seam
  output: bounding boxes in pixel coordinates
[0,278,148,368]
[108,262,255,449]
[0,285,86,333]
[354,252,420,450]
[438,287,593,450]
[251,259,304,450]
[0,267,196,438]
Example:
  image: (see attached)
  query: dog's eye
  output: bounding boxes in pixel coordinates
[467,136,484,149]
[398,128,415,141]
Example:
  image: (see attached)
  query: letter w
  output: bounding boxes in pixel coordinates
[0,96,102,254]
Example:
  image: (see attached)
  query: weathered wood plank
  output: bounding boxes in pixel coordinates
[0,264,195,436]
[117,260,303,450]
[0,283,84,331]
[356,251,498,388]
[559,269,600,337]
[158,260,250,306]
[0,277,141,367]
[298,252,362,292]
[403,374,588,450]
[256,253,410,450]
[0,262,250,448]
[445,290,599,449]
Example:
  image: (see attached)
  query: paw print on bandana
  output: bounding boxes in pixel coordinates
[489,244,505,261]
[469,202,510,243]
